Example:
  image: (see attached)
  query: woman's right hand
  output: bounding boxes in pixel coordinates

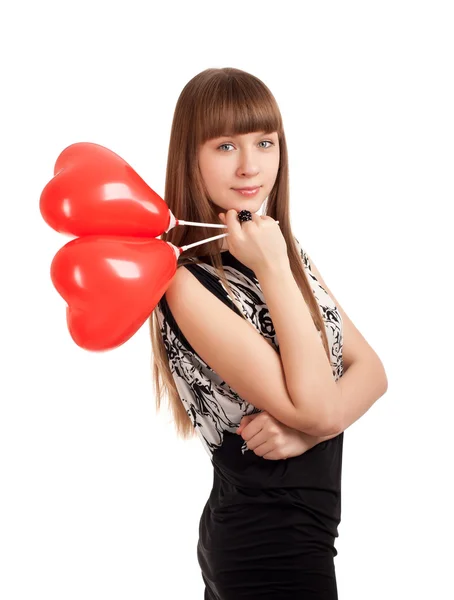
[219,209,289,274]
[236,410,319,460]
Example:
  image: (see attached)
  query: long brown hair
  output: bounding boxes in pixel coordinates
[149,67,330,440]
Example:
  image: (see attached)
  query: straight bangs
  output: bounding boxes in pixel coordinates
[193,76,283,145]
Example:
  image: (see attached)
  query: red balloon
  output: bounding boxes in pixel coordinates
[40,142,171,238]
[50,235,179,351]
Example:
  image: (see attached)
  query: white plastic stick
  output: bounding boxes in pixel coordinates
[179,221,279,252]
[181,232,228,251]
[177,219,226,228]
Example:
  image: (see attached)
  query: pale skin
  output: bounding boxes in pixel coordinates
[198,131,388,460]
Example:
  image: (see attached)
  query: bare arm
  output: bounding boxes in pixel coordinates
[256,239,388,439]
[294,247,388,438]
[255,263,341,436]
[295,357,388,447]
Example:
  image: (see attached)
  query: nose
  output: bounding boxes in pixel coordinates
[235,151,260,177]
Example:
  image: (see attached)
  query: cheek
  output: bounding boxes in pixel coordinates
[206,163,230,189]
[269,151,280,169]
[267,158,280,183]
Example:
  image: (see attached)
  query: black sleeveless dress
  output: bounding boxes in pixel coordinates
[155,237,344,599]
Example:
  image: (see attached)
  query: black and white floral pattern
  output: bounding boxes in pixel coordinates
[154,237,343,460]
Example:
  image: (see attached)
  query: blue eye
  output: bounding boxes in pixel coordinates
[218,140,274,152]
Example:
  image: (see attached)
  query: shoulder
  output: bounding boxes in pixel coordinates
[293,236,312,271]
[166,263,197,297]
[165,262,227,315]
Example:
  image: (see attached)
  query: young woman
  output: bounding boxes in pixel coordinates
[149,67,388,599]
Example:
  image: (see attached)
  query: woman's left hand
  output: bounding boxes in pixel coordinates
[236,410,318,460]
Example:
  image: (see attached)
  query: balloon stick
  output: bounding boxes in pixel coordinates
[171,221,279,254]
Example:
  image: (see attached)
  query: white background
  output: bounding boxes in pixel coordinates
[1,1,452,598]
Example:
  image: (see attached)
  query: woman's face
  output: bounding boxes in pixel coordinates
[198,130,280,216]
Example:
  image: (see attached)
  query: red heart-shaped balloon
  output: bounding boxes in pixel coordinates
[50,235,178,351]
[40,142,171,238]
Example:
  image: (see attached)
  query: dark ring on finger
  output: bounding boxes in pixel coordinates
[237,210,252,223]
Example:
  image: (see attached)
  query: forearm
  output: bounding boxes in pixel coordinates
[298,358,388,445]
[335,356,387,431]
[256,262,340,436]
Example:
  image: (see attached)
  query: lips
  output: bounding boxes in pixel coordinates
[233,187,261,197]
[233,186,260,191]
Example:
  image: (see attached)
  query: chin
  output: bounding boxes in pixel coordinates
[217,196,266,215]
[234,196,265,208]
